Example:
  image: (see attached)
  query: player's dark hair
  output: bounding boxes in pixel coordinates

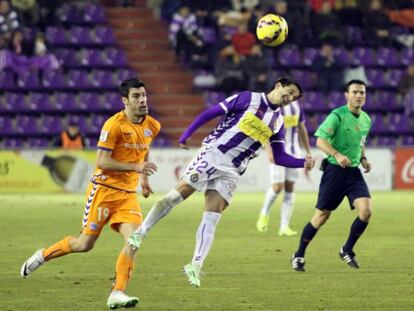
[345,79,366,92]
[120,78,146,98]
[276,76,303,99]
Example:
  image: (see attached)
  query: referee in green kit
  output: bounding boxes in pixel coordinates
[291,79,373,272]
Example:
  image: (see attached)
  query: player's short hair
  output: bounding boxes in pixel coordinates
[276,76,303,99]
[120,78,146,98]
[345,79,366,92]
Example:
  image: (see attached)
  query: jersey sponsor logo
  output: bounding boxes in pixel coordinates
[402,156,414,183]
[283,115,299,128]
[190,173,199,182]
[226,181,237,192]
[100,130,109,142]
[238,112,272,144]
[144,129,152,137]
[123,143,149,150]
[89,222,98,231]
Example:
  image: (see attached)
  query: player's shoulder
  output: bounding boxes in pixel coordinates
[103,111,124,128]
[360,110,371,123]
[145,115,161,129]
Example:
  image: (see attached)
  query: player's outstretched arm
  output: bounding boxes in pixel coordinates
[270,139,314,169]
[178,104,225,146]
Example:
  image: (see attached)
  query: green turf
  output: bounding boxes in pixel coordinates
[1,191,413,311]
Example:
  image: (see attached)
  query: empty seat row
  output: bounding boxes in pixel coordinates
[46,26,116,46]
[0,91,124,114]
[56,3,107,25]
[0,68,136,91]
[276,46,413,68]
[55,47,128,68]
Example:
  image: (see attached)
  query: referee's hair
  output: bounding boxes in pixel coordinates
[120,78,146,98]
[345,79,367,92]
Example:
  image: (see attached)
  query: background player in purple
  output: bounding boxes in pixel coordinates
[129,77,315,287]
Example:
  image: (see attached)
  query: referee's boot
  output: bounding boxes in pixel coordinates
[291,255,305,272]
[339,247,359,269]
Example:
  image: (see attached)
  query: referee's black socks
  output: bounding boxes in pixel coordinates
[295,222,318,258]
[343,217,368,253]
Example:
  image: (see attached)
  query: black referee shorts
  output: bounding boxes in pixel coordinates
[316,162,371,211]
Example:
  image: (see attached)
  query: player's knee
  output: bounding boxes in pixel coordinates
[359,206,372,221]
[312,211,330,228]
[74,239,95,252]
[272,183,283,193]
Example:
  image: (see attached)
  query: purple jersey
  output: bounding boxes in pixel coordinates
[202,91,284,171]
[280,101,305,156]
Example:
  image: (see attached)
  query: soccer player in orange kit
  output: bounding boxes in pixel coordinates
[20,78,160,309]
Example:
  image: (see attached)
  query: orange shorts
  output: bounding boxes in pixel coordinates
[81,183,143,236]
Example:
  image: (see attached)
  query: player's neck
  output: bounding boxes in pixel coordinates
[347,103,361,115]
[124,110,145,124]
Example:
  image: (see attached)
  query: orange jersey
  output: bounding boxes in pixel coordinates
[93,111,161,192]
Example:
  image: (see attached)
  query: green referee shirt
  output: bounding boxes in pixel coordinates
[315,105,371,167]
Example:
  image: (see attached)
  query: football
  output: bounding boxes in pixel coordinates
[256,14,288,47]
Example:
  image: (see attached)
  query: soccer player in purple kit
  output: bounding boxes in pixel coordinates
[129,77,315,287]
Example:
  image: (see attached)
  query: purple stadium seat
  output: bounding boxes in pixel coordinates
[376,47,400,67]
[290,69,314,89]
[28,93,50,112]
[352,47,376,66]
[377,136,396,146]
[333,47,352,66]
[366,69,387,88]
[17,70,41,90]
[302,92,327,112]
[401,48,414,66]
[278,46,301,67]
[91,114,108,133]
[92,70,116,89]
[67,70,91,89]
[54,92,77,111]
[369,114,386,134]
[376,91,399,111]
[302,48,318,66]
[46,27,67,45]
[30,138,50,148]
[103,48,128,67]
[69,26,93,45]
[4,138,24,148]
[94,26,115,45]
[4,93,26,112]
[389,114,411,134]
[402,135,414,145]
[0,116,14,135]
[15,115,39,135]
[0,69,16,90]
[84,4,107,24]
[115,68,136,82]
[40,116,62,134]
[388,69,404,88]
[100,92,123,111]
[326,91,342,110]
[56,4,77,24]
[79,92,101,111]
[42,69,66,89]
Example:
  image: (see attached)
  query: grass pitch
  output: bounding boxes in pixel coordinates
[1,191,413,311]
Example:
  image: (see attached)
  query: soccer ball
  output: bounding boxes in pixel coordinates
[256,14,288,47]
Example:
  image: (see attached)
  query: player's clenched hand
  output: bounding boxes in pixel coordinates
[334,153,351,168]
[140,178,153,198]
[179,142,189,150]
[134,162,157,175]
[361,158,371,173]
[304,155,315,170]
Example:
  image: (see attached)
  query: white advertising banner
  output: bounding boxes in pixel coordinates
[149,148,392,192]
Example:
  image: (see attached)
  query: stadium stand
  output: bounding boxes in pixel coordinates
[0,0,413,148]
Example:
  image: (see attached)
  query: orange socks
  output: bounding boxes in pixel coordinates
[112,252,134,292]
[42,236,75,261]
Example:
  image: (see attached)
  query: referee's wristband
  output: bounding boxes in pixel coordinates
[360,156,367,163]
